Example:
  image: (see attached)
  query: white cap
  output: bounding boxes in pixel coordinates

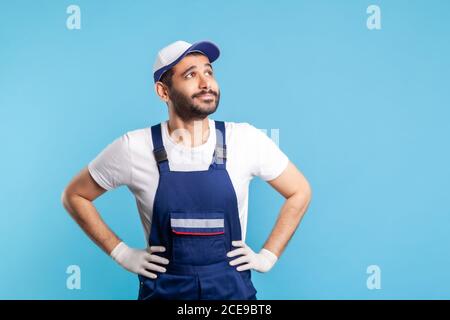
[153,40,220,83]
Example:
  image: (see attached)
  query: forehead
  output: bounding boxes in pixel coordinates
[172,53,211,74]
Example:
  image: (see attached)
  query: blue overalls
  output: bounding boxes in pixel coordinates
[138,120,257,300]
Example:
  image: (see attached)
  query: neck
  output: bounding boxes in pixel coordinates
[167,116,210,148]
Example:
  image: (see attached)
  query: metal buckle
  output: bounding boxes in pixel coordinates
[215,146,227,161]
[153,147,167,163]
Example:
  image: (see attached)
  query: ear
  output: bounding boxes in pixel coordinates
[155,82,169,102]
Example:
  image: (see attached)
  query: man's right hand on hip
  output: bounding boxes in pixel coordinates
[110,242,169,279]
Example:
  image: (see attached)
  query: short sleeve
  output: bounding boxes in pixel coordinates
[87,134,132,190]
[247,124,289,181]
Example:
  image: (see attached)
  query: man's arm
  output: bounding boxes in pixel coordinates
[61,167,121,255]
[263,160,312,258]
[61,167,169,278]
[227,160,311,272]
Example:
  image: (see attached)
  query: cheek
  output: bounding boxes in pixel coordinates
[211,80,219,92]
[174,84,195,98]
[185,83,200,96]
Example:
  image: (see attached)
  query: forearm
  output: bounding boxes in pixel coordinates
[263,190,311,257]
[63,193,121,255]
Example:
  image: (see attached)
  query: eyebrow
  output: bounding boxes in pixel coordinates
[181,63,213,77]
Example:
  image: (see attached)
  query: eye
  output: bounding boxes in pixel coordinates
[185,72,195,79]
[205,70,213,76]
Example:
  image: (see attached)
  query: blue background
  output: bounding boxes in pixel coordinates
[1,0,449,299]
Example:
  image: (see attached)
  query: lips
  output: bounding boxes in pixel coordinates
[196,93,215,99]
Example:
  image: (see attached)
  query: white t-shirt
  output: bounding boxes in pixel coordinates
[88,118,289,243]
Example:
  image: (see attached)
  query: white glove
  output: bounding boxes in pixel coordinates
[110,242,169,279]
[227,240,278,273]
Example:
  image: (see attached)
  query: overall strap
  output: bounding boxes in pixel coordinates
[151,123,170,173]
[212,120,227,170]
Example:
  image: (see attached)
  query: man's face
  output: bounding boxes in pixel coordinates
[165,53,220,121]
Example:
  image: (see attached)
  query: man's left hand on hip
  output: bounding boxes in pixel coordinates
[227,240,278,273]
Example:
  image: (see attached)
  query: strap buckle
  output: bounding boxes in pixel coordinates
[215,146,227,161]
[153,147,168,163]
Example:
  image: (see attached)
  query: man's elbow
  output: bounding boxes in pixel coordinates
[293,182,312,211]
[303,182,312,205]
[61,187,75,214]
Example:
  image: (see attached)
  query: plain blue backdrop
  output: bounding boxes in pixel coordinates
[1,0,449,299]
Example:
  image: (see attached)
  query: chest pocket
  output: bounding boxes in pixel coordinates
[170,211,227,265]
[171,212,225,235]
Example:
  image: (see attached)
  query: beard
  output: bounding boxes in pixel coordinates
[168,86,220,121]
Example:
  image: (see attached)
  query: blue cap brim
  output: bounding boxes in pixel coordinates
[154,41,220,83]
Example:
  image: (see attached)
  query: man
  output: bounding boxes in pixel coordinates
[61,40,312,300]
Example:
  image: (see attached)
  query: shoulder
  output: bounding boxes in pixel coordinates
[224,121,259,134]
[123,127,152,148]
[223,121,265,141]
[100,127,153,160]
[92,127,151,159]
[126,127,151,139]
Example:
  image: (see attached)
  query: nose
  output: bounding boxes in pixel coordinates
[198,73,211,90]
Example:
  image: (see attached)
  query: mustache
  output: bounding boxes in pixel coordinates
[192,90,218,99]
